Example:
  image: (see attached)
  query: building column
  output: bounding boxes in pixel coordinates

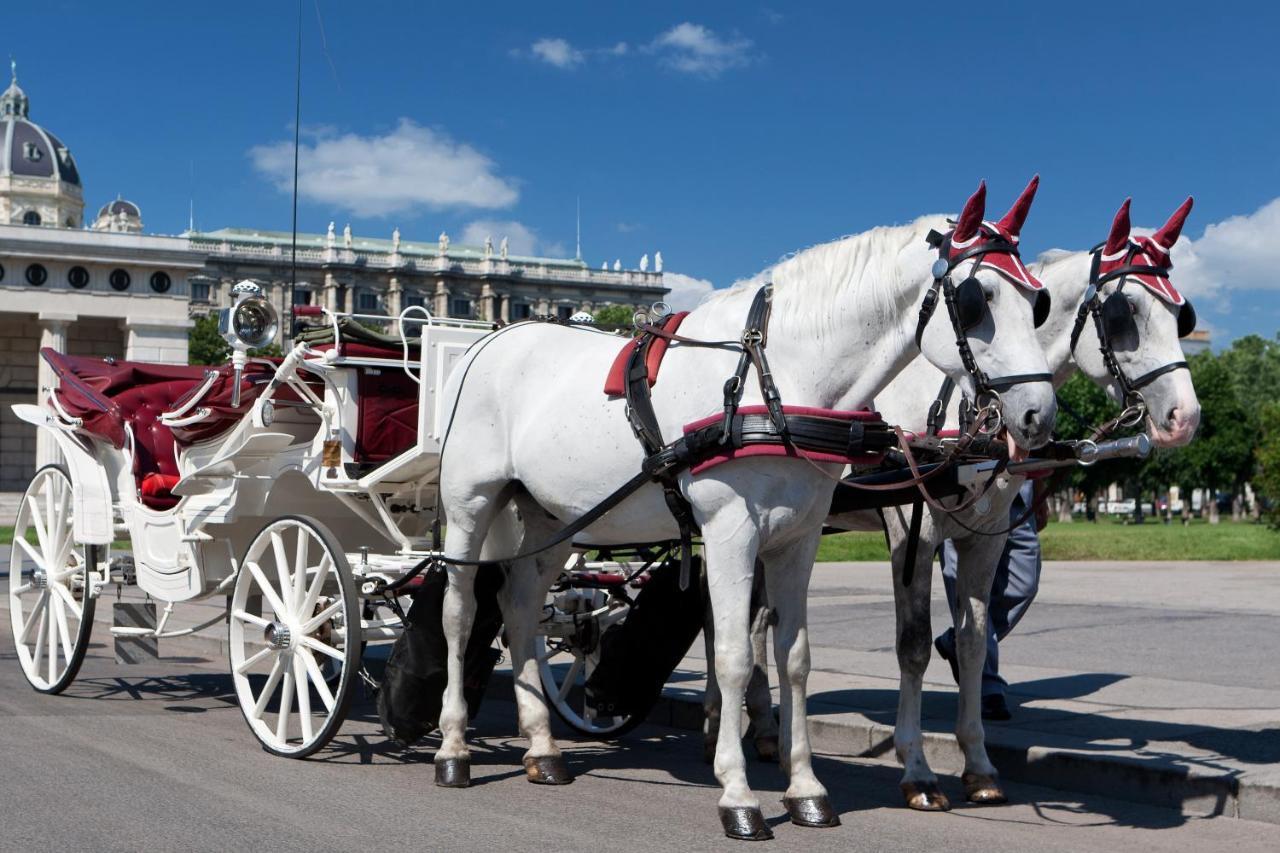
[499,293,511,323]
[479,281,495,321]
[36,313,76,469]
[387,276,403,316]
[323,272,340,312]
[434,278,451,317]
[535,297,551,316]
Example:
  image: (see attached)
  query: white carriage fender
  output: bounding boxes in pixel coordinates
[10,403,116,545]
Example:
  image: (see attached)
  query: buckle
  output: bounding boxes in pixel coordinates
[741,328,763,347]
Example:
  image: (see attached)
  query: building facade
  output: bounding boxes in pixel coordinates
[0,66,666,492]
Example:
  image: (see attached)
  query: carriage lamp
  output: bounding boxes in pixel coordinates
[219,281,280,407]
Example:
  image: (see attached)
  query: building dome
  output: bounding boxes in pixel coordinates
[92,196,143,233]
[0,62,85,228]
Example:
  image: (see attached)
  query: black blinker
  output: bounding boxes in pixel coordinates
[1177,301,1196,338]
[1100,292,1136,343]
[1033,290,1051,328]
[955,277,986,332]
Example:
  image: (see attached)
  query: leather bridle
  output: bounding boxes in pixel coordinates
[1069,241,1196,422]
[916,227,1053,428]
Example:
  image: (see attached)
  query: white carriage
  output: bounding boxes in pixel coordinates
[5,284,641,755]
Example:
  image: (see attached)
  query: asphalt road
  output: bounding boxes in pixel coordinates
[2,633,1279,852]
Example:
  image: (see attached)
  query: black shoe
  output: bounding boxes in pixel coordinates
[934,636,959,685]
[981,694,1012,721]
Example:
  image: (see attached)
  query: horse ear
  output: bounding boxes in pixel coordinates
[997,174,1039,238]
[1153,196,1194,250]
[954,180,986,243]
[1104,198,1132,256]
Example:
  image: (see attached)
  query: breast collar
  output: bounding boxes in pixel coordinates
[917,227,1053,419]
[1069,240,1191,414]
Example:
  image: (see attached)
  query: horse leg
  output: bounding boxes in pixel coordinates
[883,506,949,811]
[704,564,778,765]
[435,481,504,788]
[703,526,772,840]
[499,544,574,784]
[951,532,1008,805]
[746,566,780,763]
[761,533,839,828]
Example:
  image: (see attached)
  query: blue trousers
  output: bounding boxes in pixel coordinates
[936,480,1042,698]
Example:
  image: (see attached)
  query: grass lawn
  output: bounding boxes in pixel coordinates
[815,518,1280,562]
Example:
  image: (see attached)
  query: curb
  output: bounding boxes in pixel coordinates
[28,613,1280,826]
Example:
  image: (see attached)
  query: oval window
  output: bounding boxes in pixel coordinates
[149,270,172,293]
[26,263,48,286]
[68,266,90,289]
[109,268,131,291]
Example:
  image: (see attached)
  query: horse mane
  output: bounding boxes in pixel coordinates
[699,215,948,337]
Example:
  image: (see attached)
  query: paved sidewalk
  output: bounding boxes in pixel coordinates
[4,559,1278,824]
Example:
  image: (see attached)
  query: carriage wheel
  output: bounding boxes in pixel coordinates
[229,516,360,758]
[6,465,98,694]
[536,633,644,738]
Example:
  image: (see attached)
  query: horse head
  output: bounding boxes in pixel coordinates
[1072,198,1200,447]
[914,177,1057,452]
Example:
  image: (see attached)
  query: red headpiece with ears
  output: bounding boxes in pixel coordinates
[949,177,1044,291]
[952,181,986,245]
[1098,197,1193,306]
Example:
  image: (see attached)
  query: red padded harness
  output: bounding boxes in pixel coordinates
[683,405,884,475]
[603,312,689,397]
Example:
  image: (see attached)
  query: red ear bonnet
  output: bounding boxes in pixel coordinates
[952,180,986,245]
[1103,198,1132,257]
[995,174,1039,239]
[1152,196,1194,251]
[1098,197,1190,306]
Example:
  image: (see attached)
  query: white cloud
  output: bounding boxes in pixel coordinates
[648,22,753,76]
[460,219,541,256]
[662,271,717,311]
[250,119,517,217]
[1170,197,1280,306]
[530,37,583,69]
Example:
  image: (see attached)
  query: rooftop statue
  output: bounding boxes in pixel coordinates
[639,254,649,272]
[500,236,509,260]
[326,221,335,248]
[343,223,352,249]
[484,235,494,258]
[613,259,621,271]
[392,227,401,251]
[439,231,449,254]
[655,251,663,272]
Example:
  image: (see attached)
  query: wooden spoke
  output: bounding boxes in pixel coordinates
[293,532,309,609]
[235,645,275,675]
[15,536,44,571]
[19,591,48,645]
[300,600,342,635]
[557,656,584,702]
[50,582,82,621]
[46,595,57,682]
[276,667,295,743]
[245,561,289,619]
[298,635,343,662]
[298,554,331,622]
[292,654,313,743]
[270,531,292,608]
[52,593,74,662]
[301,652,336,712]
[232,609,272,629]
[252,655,287,720]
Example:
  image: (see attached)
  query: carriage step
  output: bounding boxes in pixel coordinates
[113,602,158,663]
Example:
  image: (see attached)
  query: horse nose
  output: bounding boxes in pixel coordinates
[1022,407,1044,431]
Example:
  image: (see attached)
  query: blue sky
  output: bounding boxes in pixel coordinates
[9,1,1279,343]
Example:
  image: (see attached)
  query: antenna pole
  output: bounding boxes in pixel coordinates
[575,196,581,261]
[288,0,303,339]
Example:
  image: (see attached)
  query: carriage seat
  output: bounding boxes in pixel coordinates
[40,349,277,510]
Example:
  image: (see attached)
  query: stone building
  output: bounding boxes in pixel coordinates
[0,65,667,492]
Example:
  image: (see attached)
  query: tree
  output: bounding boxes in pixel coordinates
[1054,373,1122,520]
[593,304,638,334]
[1217,334,1280,518]
[1180,352,1253,523]
[1256,402,1280,529]
[189,313,228,365]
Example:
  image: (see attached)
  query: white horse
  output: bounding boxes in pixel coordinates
[725,196,1202,810]
[434,181,1056,839]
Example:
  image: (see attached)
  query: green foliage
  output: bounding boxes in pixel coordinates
[593,304,638,334]
[188,313,228,365]
[1257,401,1280,528]
[1181,350,1254,494]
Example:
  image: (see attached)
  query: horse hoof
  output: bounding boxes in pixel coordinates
[524,755,574,785]
[900,780,951,812]
[783,795,840,828]
[754,735,780,764]
[962,772,1008,805]
[434,757,471,788]
[718,806,773,841]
